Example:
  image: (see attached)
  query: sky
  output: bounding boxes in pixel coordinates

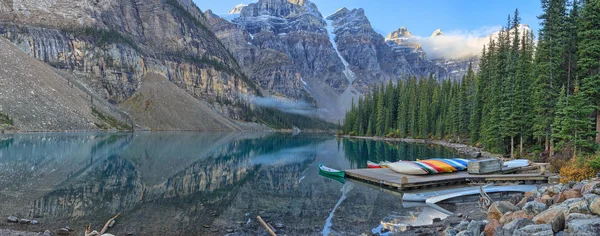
[194,0,543,38]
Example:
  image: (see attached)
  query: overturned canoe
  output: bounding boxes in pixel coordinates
[319,164,345,178]
[367,161,382,169]
[388,159,472,175]
[387,161,429,175]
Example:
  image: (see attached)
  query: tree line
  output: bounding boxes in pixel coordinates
[341,0,600,158]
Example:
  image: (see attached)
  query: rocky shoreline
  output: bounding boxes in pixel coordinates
[345,136,501,159]
[429,179,600,236]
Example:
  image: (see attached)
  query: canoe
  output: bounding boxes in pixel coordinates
[367,161,382,168]
[388,158,473,175]
[319,172,345,184]
[387,161,429,175]
[319,164,345,178]
[380,161,391,168]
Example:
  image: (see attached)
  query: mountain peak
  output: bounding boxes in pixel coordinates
[228,4,247,14]
[240,0,321,18]
[386,26,412,40]
[431,29,443,37]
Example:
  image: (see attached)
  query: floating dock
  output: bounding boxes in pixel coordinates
[345,168,553,190]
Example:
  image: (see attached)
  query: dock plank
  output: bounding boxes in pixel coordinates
[345,168,553,190]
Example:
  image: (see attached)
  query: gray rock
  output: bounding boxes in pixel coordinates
[563,197,584,206]
[274,223,284,228]
[567,199,591,214]
[566,217,600,236]
[43,230,53,236]
[456,220,470,231]
[58,228,70,235]
[523,201,547,215]
[455,230,476,236]
[466,220,486,236]
[7,216,18,223]
[442,227,458,236]
[494,218,533,236]
[19,218,31,224]
[512,224,553,236]
[566,213,595,222]
[31,220,39,225]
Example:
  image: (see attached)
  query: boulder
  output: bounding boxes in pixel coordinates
[537,194,554,206]
[563,189,583,200]
[466,220,487,236]
[562,197,584,206]
[567,199,591,214]
[516,196,535,209]
[524,190,539,199]
[553,191,566,204]
[581,181,600,195]
[442,227,459,236]
[456,220,470,231]
[500,210,534,224]
[7,216,18,223]
[523,201,548,215]
[566,213,595,223]
[572,183,585,192]
[588,196,600,215]
[499,212,513,225]
[512,224,554,236]
[547,185,563,196]
[488,201,519,221]
[58,228,70,235]
[483,219,500,236]
[566,217,600,235]
[455,231,475,236]
[494,218,533,236]
[42,230,53,236]
[532,206,568,233]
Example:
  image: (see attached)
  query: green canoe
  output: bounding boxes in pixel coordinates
[319,164,345,178]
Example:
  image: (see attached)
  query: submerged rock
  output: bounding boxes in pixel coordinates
[19,218,31,224]
[7,216,18,223]
[57,228,70,235]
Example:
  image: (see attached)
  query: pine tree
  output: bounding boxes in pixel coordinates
[578,0,600,144]
[532,0,567,152]
[376,84,385,136]
[552,85,594,156]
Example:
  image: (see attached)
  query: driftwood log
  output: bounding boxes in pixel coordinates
[85,213,120,236]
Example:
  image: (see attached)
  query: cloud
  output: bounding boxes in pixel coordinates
[243,95,318,115]
[408,26,502,60]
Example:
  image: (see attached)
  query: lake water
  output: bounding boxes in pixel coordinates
[0,132,464,235]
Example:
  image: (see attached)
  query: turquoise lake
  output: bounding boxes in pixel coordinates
[0,132,464,235]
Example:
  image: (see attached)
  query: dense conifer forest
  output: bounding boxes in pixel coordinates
[341,0,600,170]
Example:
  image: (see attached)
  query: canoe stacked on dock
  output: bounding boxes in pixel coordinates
[387,158,471,175]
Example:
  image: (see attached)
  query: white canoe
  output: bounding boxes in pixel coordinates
[387,161,428,175]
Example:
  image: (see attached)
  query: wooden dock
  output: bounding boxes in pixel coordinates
[345,168,553,190]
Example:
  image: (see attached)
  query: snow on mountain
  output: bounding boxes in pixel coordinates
[228,4,247,14]
[431,29,443,37]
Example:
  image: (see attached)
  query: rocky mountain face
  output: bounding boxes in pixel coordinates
[0,0,261,131]
[206,0,352,120]
[326,8,415,92]
[385,27,447,80]
[206,1,448,120]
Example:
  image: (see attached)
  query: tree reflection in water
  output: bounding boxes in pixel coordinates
[0,133,464,235]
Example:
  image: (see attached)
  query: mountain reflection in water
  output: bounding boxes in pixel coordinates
[0,133,463,235]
